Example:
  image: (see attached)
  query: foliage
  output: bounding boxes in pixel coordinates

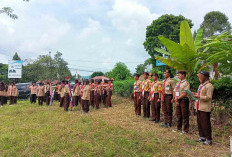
[143,14,193,59]
[0,63,8,83]
[0,7,18,19]
[155,21,204,76]
[12,52,21,60]
[135,64,145,75]
[21,52,71,82]
[90,71,104,78]
[200,11,231,38]
[113,80,134,97]
[200,32,232,75]
[105,62,131,81]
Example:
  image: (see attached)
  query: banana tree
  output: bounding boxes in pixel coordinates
[154,21,205,76]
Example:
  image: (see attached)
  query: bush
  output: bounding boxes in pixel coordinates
[113,80,134,97]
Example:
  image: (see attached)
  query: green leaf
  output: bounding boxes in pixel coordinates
[155,56,185,70]
[154,48,170,55]
[194,28,203,51]
[180,21,194,51]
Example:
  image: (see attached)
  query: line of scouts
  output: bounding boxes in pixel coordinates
[28,79,114,113]
[0,82,19,106]
[132,70,214,145]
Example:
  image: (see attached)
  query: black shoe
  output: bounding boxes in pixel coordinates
[195,138,206,142]
[149,119,156,122]
[203,140,212,145]
[155,120,160,123]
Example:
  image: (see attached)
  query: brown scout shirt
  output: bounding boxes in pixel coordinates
[73,84,80,96]
[134,80,142,93]
[45,84,50,93]
[82,85,91,100]
[196,82,214,112]
[60,85,65,98]
[7,85,18,97]
[29,85,37,94]
[37,86,45,97]
[151,81,162,94]
[64,84,71,97]
[163,77,175,94]
[142,79,152,92]
[173,79,190,97]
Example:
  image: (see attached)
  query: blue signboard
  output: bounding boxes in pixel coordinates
[156,60,166,66]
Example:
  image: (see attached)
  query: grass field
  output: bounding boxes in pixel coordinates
[0,96,230,157]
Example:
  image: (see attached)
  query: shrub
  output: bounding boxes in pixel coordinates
[113,80,134,97]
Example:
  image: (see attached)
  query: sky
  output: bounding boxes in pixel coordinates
[0,0,231,76]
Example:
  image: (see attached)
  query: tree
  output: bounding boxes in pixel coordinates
[200,11,231,38]
[105,62,131,81]
[12,52,21,60]
[0,63,8,83]
[143,14,193,59]
[135,64,145,75]
[90,72,104,78]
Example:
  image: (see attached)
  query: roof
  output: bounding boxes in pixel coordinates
[92,76,110,81]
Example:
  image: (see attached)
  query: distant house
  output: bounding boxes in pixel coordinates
[81,76,91,80]
[92,76,110,82]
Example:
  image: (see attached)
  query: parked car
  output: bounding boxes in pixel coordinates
[16,83,31,99]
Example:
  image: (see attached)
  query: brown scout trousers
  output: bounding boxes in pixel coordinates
[106,92,112,107]
[162,94,173,124]
[9,96,16,105]
[142,91,150,118]
[151,93,161,121]
[0,96,4,106]
[45,91,50,105]
[134,92,141,115]
[30,94,37,103]
[82,99,90,113]
[60,97,64,107]
[64,93,70,111]
[73,96,79,106]
[90,91,95,107]
[94,93,100,109]
[176,98,190,132]
[197,111,212,140]
[38,96,43,105]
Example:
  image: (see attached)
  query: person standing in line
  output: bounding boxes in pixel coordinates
[90,79,95,108]
[173,71,190,134]
[7,82,18,105]
[141,72,152,118]
[0,82,5,106]
[63,81,71,111]
[106,79,113,107]
[44,81,50,106]
[81,80,91,113]
[3,83,8,105]
[94,80,101,109]
[57,82,61,102]
[29,81,37,104]
[193,71,214,145]
[37,82,45,106]
[73,79,80,107]
[101,80,107,107]
[59,80,65,107]
[132,74,142,116]
[149,73,162,123]
[161,70,175,128]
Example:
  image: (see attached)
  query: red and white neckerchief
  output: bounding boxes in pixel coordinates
[150,82,156,101]
[133,81,138,97]
[142,81,145,96]
[196,81,210,111]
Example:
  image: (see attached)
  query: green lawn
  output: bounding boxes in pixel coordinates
[0,97,230,157]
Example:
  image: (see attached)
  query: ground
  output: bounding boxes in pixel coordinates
[0,96,230,157]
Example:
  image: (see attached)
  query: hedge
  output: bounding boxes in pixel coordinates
[113,80,134,97]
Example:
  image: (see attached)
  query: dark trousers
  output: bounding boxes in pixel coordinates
[134,92,141,115]
[0,96,4,106]
[9,96,16,105]
[176,98,190,132]
[57,94,60,102]
[38,96,44,105]
[60,97,64,107]
[30,94,37,104]
[64,94,70,111]
[162,94,173,124]
[197,111,212,140]
[45,92,50,106]
[151,93,161,121]
[90,91,94,107]
[82,99,90,113]
[142,92,150,118]
[3,96,7,104]
[102,91,107,106]
[106,93,112,107]
[73,96,80,106]
[94,93,100,109]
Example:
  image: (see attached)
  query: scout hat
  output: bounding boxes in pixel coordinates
[198,71,210,77]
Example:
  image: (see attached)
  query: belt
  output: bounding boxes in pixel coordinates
[164,94,173,96]
[179,97,189,100]
[154,93,159,95]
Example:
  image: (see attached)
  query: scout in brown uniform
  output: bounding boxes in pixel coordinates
[59,80,65,107]
[161,70,175,127]
[193,71,214,145]
[63,81,71,111]
[7,82,18,105]
[173,71,190,133]
[3,84,8,105]
[44,81,50,106]
[90,79,95,108]
[73,79,80,106]
[57,82,61,102]
[29,81,37,104]
[81,80,91,113]
[37,82,45,105]
[142,72,152,118]
[106,80,113,107]
[101,80,107,107]
[0,82,5,106]
[149,73,162,123]
[132,74,142,116]
[94,80,101,109]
